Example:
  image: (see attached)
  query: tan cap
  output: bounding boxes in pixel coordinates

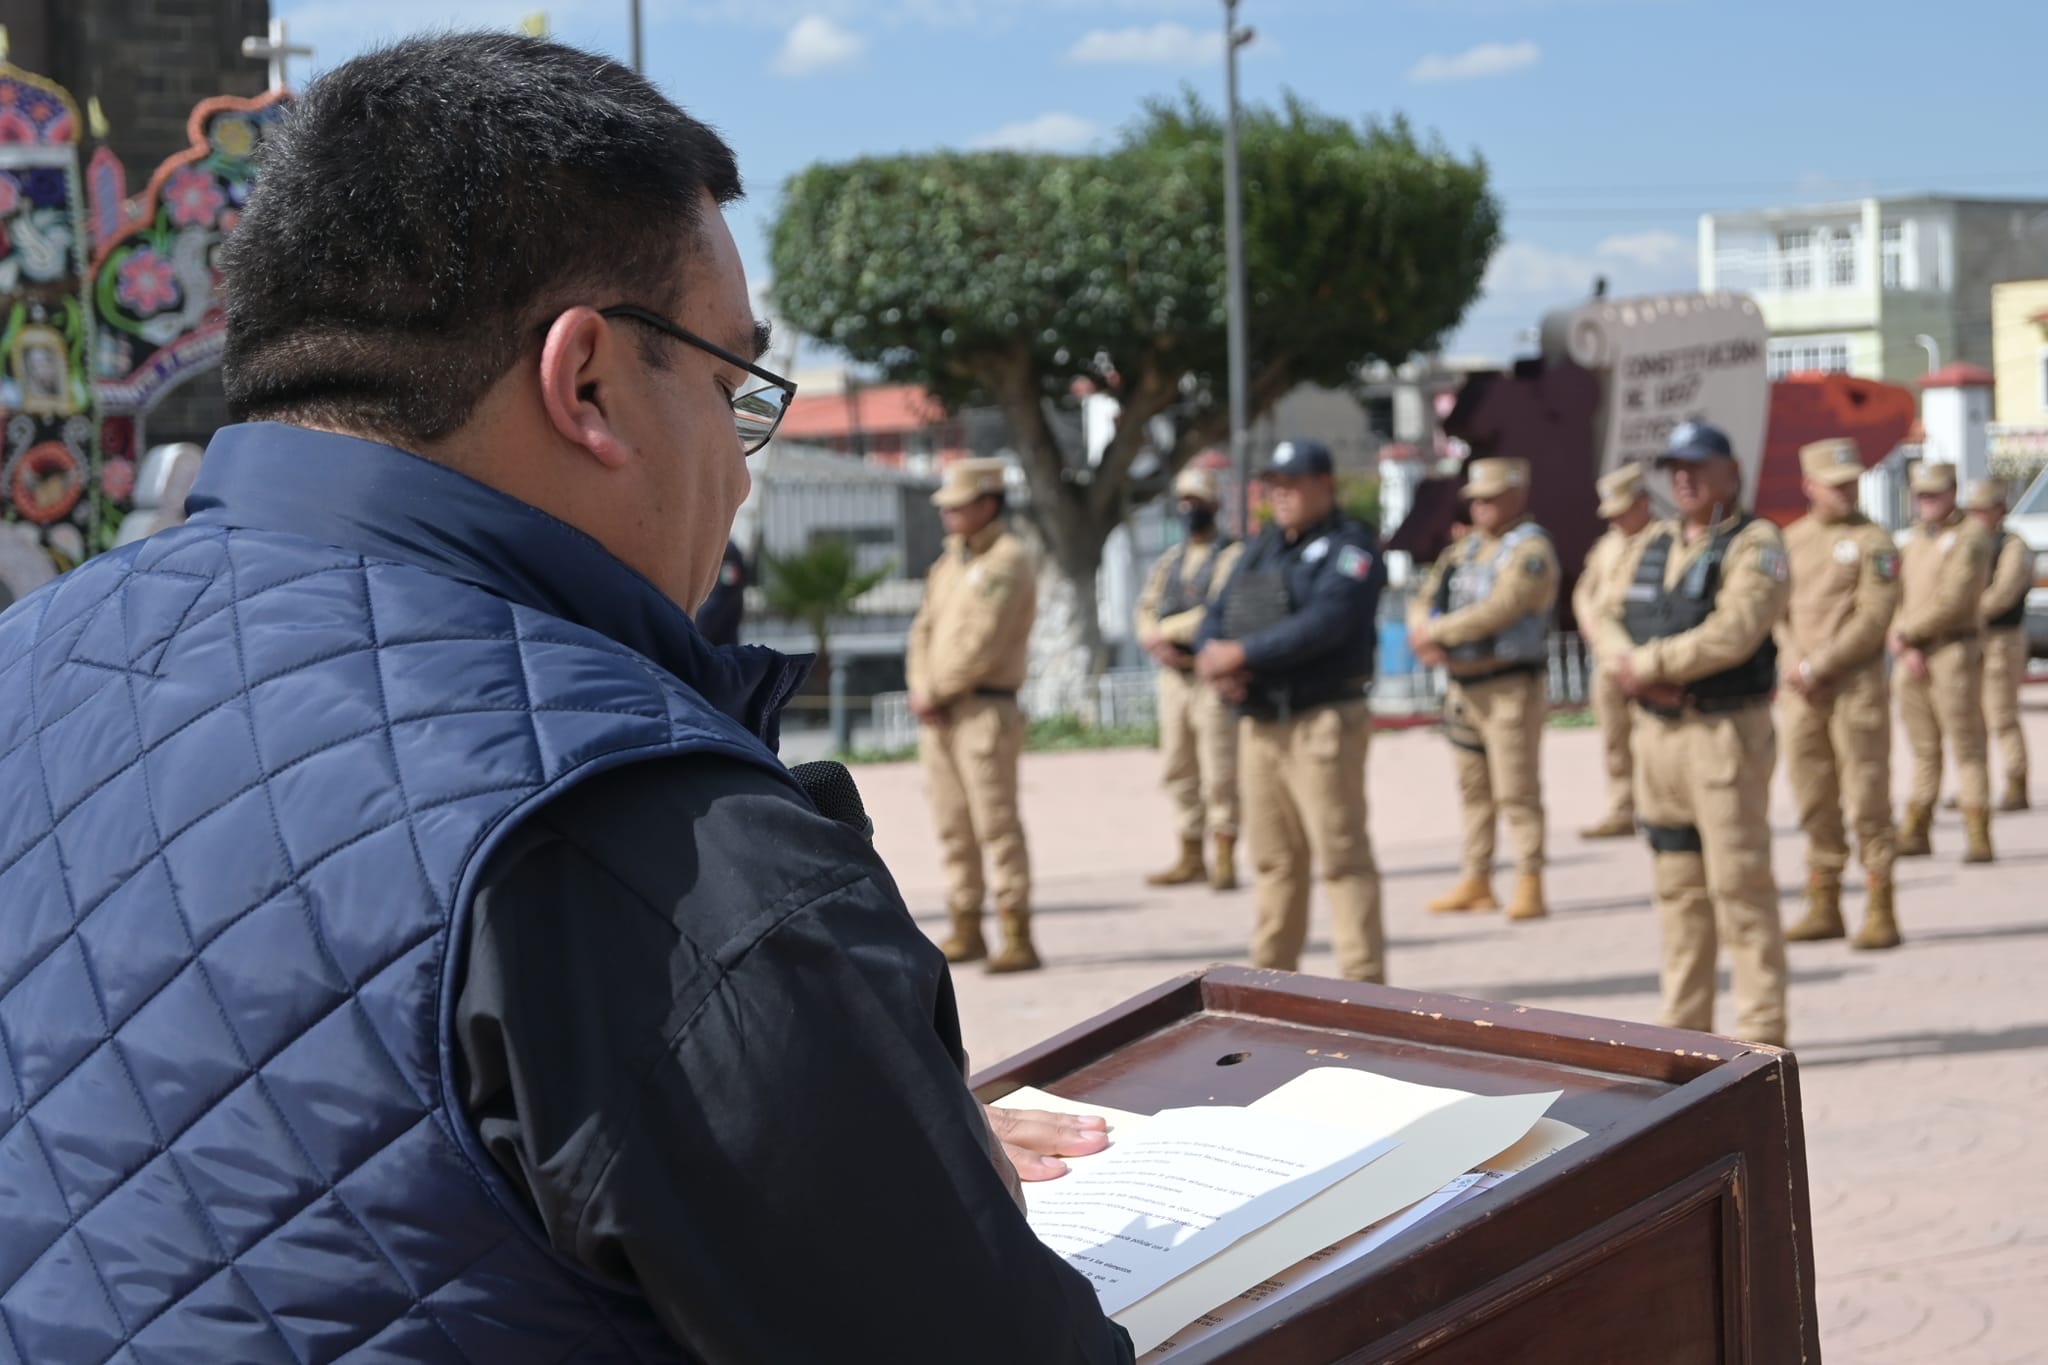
[1908,461,1959,495]
[1173,465,1221,503]
[930,457,1009,509]
[1799,438,1866,487]
[1461,456,1531,501]
[1595,463,1646,519]
[1960,478,2008,511]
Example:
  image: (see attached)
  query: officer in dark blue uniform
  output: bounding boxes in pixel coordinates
[1196,438,1388,981]
[696,538,747,646]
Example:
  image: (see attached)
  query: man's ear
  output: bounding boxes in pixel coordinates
[538,307,633,472]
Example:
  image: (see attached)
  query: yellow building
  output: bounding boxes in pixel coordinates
[1992,279,2048,425]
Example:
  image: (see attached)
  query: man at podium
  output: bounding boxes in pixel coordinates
[0,33,1133,1365]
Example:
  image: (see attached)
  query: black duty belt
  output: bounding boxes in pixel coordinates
[1920,630,1983,650]
[1637,692,1771,721]
[973,687,1019,700]
[1449,661,1544,687]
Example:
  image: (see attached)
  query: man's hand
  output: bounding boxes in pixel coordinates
[1903,647,1930,681]
[1146,636,1189,670]
[1213,670,1250,704]
[985,1106,1111,1182]
[1415,639,1448,670]
[1196,639,1248,682]
[1614,652,1642,698]
[1616,652,1684,710]
[909,691,948,724]
[1888,629,1909,659]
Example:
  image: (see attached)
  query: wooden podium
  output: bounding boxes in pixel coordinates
[973,967,1820,1364]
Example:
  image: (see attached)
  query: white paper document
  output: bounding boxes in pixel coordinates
[1115,1068,1562,1354]
[1136,1115,1590,1359]
[1023,1106,1400,1315]
[1137,1171,1486,1360]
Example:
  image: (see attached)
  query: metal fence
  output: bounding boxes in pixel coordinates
[865,632,1599,752]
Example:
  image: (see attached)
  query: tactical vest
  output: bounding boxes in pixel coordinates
[1622,517,1777,709]
[1990,532,2028,631]
[1159,536,1234,621]
[0,466,804,1362]
[1434,521,1553,666]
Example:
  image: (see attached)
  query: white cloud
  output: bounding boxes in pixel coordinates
[1407,40,1541,84]
[1482,241,1597,295]
[1065,21,1222,66]
[1596,230,1689,270]
[969,112,1102,153]
[772,15,866,75]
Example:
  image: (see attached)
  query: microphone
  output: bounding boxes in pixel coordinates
[791,760,874,842]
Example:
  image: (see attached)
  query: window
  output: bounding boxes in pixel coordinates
[1776,229,1813,290]
[1767,335,1854,380]
[1881,223,1907,290]
[1826,229,1857,287]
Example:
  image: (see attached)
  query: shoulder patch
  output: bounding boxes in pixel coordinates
[1873,549,1900,582]
[1335,544,1374,582]
[1758,545,1789,583]
[1522,553,1547,577]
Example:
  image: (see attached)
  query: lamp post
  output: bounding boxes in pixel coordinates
[1222,1,1255,532]
[1913,333,1940,375]
[630,0,644,72]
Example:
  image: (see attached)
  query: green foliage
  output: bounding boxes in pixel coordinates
[1337,474,1381,530]
[762,538,892,663]
[768,93,1500,420]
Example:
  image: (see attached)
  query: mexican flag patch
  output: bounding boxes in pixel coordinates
[1336,545,1373,581]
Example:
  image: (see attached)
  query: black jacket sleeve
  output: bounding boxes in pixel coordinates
[457,756,1133,1365]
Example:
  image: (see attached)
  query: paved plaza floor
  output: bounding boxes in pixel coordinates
[861,703,2048,1364]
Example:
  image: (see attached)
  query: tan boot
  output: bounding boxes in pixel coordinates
[1999,776,2030,813]
[1145,837,1207,887]
[1578,812,1636,840]
[938,911,986,964]
[1896,804,1933,858]
[1852,877,1902,950]
[1963,807,1994,865]
[1427,874,1498,914]
[1784,871,1846,942]
[1506,872,1547,921]
[984,909,1042,974]
[1210,833,1238,891]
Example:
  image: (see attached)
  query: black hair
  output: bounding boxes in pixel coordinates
[220,31,742,447]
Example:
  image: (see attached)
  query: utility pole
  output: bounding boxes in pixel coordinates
[1222,1,1256,532]
[630,0,644,72]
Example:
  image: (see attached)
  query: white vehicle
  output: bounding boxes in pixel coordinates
[2005,466,2048,657]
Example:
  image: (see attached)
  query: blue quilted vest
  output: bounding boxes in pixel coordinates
[0,425,809,1363]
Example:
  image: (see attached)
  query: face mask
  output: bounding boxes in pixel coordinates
[1182,503,1217,535]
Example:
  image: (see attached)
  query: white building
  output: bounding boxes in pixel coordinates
[1698,196,2048,385]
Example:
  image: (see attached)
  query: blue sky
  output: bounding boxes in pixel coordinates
[275,0,2048,364]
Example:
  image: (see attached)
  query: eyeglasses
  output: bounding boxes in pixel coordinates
[600,304,799,455]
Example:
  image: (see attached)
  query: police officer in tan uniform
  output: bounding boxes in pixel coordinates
[1778,439,1903,950]
[1966,479,2033,811]
[1409,457,1559,921]
[1196,439,1387,981]
[1891,462,1994,864]
[908,458,1041,972]
[1595,422,1791,1047]
[1134,466,1244,889]
[1574,463,1655,839]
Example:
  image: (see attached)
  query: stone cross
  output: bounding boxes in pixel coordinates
[240,19,313,92]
